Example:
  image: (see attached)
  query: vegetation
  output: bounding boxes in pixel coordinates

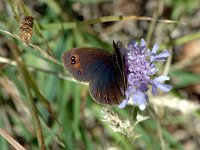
[0,0,200,149]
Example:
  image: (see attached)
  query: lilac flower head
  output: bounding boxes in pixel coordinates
[119,39,172,110]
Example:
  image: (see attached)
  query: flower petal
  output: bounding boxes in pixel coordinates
[156,50,170,57]
[150,67,158,75]
[152,50,170,61]
[132,90,149,110]
[157,83,173,92]
[140,82,149,92]
[118,99,129,108]
[154,76,170,82]
[152,44,159,54]
[128,39,137,47]
[150,55,155,62]
[139,104,146,111]
[152,83,158,95]
[153,81,173,92]
[141,39,146,48]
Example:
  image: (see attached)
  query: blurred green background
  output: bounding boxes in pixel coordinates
[1,0,200,150]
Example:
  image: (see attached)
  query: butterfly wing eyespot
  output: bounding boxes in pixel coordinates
[78,70,82,74]
[70,56,76,64]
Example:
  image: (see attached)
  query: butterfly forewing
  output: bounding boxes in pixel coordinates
[62,48,111,82]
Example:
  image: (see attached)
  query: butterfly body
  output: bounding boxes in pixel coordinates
[62,42,126,105]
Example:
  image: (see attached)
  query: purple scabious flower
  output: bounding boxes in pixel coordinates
[119,39,173,110]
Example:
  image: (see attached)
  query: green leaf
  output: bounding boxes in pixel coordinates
[170,70,200,88]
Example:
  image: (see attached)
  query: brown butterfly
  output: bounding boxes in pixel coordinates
[62,41,127,105]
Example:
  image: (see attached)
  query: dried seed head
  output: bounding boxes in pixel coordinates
[101,107,149,138]
[101,107,136,138]
[19,16,34,46]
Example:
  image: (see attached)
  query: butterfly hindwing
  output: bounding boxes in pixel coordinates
[89,56,125,104]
